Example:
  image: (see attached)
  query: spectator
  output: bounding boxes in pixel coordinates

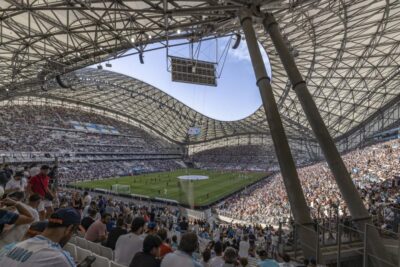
[201,249,212,267]
[279,254,295,267]
[129,234,162,267]
[179,217,189,232]
[0,192,38,248]
[82,191,92,207]
[80,208,97,231]
[222,247,237,267]
[115,216,146,266]
[257,249,279,267]
[27,165,54,220]
[238,236,249,259]
[0,208,80,266]
[5,172,27,195]
[84,212,111,243]
[105,218,127,250]
[209,241,224,267]
[161,232,202,267]
[0,197,34,235]
[157,228,173,258]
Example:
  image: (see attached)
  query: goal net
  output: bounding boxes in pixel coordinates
[112,184,131,194]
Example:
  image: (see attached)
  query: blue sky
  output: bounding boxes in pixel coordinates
[96,36,272,121]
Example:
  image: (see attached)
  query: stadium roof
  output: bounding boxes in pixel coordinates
[0,0,400,146]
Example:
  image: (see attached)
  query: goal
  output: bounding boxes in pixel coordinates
[111,184,131,194]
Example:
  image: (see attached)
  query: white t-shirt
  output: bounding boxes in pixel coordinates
[238,240,250,258]
[114,232,144,266]
[209,255,224,267]
[0,204,39,249]
[83,195,92,206]
[161,250,202,267]
[5,178,27,192]
[0,235,75,267]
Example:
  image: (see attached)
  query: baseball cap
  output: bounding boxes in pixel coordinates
[48,208,81,227]
[40,165,50,170]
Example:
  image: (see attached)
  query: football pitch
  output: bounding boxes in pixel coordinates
[72,169,267,206]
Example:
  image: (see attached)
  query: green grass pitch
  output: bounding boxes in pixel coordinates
[72,169,267,206]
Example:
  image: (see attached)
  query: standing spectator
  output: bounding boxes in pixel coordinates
[0,208,80,267]
[238,236,250,259]
[179,217,189,233]
[257,250,279,267]
[71,192,83,212]
[201,249,212,267]
[129,234,162,267]
[28,165,54,220]
[161,232,202,267]
[5,172,27,195]
[105,218,127,250]
[209,241,224,267]
[82,191,92,207]
[115,217,146,266]
[84,213,111,243]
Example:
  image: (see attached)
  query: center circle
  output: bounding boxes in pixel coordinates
[177,175,209,181]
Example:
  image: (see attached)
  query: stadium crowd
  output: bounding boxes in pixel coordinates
[0,177,312,267]
[216,139,400,231]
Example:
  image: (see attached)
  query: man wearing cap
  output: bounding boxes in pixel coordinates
[28,165,54,220]
[115,216,146,266]
[5,171,27,195]
[0,208,80,267]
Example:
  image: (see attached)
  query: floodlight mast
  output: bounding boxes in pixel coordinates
[261,12,391,266]
[239,8,318,260]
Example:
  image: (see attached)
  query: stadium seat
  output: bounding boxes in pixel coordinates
[99,245,113,260]
[110,261,125,267]
[91,255,110,267]
[76,247,92,262]
[87,240,101,255]
[76,237,88,250]
[64,243,77,259]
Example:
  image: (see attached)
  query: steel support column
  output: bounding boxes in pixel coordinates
[262,12,390,265]
[240,9,317,259]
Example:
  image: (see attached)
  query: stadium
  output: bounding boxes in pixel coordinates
[0,0,399,267]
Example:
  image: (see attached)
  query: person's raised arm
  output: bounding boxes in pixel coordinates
[2,197,34,225]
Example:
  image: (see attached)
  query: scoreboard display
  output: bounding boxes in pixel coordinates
[170,56,217,86]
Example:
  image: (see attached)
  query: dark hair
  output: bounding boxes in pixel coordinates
[29,193,41,202]
[102,213,111,219]
[224,247,237,264]
[131,217,146,232]
[143,235,162,254]
[179,232,198,254]
[202,249,211,263]
[40,165,50,170]
[84,191,88,196]
[214,241,223,255]
[240,257,248,267]
[303,259,310,265]
[116,218,124,227]
[157,228,168,241]
[172,235,177,243]
[282,254,291,262]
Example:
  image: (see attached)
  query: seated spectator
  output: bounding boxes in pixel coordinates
[0,192,38,248]
[278,254,295,267]
[171,235,178,251]
[222,247,237,267]
[5,171,27,195]
[115,216,146,266]
[0,197,34,235]
[105,218,127,250]
[84,213,111,243]
[161,232,202,267]
[81,208,97,231]
[209,241,224,267]
[0,208,80,266]
[157,228,173,258]
[240,257,248,267]
[257,249,279,267]
[129,234,162,267]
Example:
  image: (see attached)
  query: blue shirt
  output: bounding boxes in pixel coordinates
[258,259,279,267]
